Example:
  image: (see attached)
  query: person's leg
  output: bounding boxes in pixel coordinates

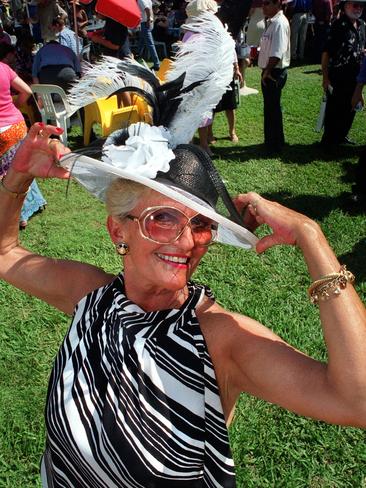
[290,13,301,60]
[321,89,339,144]
[322,77,357,144]
[198,126,213,156]
[352,147,366,199]
[225,109,238,142]
[143,23,160,69]
[298,13,308,60]
[261,69,287,151]
[340,80,358,142]
[207,116,216,144]
[137,23,145,58]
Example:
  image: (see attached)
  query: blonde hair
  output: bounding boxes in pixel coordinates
[185,0,218,18]
[105,178,151,219]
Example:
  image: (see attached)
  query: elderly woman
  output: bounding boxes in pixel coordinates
[0,121,366,487]
[2,10,366,486]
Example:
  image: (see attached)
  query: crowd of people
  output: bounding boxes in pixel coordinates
[0,0,365,486]
[0,0,364,204]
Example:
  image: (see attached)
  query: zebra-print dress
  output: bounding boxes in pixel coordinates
[43,274,236,487]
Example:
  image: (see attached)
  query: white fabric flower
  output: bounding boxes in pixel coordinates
[102,123,174,179]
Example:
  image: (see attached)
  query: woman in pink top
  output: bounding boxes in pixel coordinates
[0,61,30,161]
[0,60,47,229]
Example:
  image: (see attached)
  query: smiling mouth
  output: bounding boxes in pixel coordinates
[157,253,189,265]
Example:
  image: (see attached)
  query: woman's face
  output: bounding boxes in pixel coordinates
[109,191,211,292]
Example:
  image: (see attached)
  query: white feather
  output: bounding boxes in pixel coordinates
[165,12,236,147]
[67,57,153,111]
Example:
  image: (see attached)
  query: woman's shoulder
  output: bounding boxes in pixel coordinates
[0,61,16,79]
[198,298,271,343]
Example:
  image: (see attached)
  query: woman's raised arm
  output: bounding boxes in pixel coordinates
[224,193,366,427]
[0,124,114,315]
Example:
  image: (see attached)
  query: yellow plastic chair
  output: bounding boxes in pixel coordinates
[130,94,153,125]
[83,95,141,145]
[156,58,173,83]
[13,96,39,126]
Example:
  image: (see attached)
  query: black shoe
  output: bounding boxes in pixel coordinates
[343,137,356,145]
[344,191,366,212]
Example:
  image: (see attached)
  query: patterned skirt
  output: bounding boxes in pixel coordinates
[0,120,27,164]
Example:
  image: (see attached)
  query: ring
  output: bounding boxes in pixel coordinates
[250,199,259,214]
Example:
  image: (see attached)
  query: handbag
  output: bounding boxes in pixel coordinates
[315,94,327,132]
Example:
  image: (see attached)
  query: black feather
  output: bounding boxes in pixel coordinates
[157,73,186,93]
[116,61,160,90]
[106,87,160,125]
[109,61,206,130]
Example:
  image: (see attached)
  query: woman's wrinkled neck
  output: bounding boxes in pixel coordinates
[123,274,189,312]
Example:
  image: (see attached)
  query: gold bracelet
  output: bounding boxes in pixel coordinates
[0,177,29,199]
[308,265,355,305]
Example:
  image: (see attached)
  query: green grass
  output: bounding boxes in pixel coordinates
[1,64,366,487]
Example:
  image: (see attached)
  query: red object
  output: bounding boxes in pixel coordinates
[95,0,141,28]
[87,29,104,38]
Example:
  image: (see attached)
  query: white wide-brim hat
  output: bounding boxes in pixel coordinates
[60,125,258,250]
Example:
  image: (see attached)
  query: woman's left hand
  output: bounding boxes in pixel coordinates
[234,192,318,253]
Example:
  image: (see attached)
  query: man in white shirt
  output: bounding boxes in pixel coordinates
[137,0,160,71]
[258,0,290,154]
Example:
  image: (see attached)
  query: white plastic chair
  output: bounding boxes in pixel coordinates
[31,84,81,145]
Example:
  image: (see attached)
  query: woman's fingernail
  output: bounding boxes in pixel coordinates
[56,127,63,133]
[39,122,45,128]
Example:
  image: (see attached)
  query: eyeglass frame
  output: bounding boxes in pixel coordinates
[125,205,218,246]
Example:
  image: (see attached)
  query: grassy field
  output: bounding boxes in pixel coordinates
[1,64,366,487]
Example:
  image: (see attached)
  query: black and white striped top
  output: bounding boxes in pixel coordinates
[43,274,236,487]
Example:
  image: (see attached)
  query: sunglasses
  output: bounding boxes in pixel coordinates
[126,206,218,246]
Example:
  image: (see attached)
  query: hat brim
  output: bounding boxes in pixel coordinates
[60,153,258,250]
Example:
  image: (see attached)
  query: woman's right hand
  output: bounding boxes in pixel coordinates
[11,123,70,179]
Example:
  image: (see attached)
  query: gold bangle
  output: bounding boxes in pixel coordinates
[0,177,29,199]
[308,265,355,305]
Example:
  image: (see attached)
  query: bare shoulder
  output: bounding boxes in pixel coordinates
[52,260,117,314]
[197,298,282,354]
